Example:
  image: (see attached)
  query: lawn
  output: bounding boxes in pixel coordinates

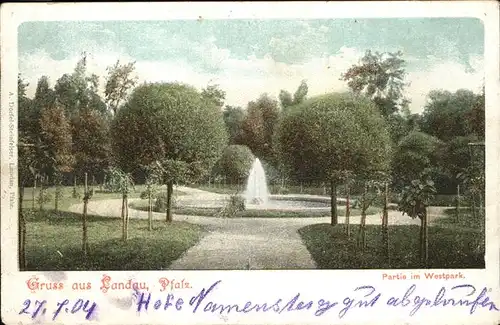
[298,222,484,269]
[21,185,186,212]
[23,210,205,271]
[434,207,485,229]
[128,199,379,218]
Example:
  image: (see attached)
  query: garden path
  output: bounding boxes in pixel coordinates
[68,187,447,270]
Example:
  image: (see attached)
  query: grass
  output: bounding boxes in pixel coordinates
[23,209,205,271]
[298,223,484,269]
[128,199,379,218]
[21,185,185,213]
[434,207,485,229]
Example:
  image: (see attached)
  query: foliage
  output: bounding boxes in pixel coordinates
[72,109,111,178]
[34,76,56,118]
[341,50,408,116]
[18,75,38,187]
[39,103,74,177]
[437,135,480,179]
[213,145,255,183]
[398,177,436,219]
[104,60,138,115]
[223,105,246,144]
[276,92,392,183]
[154,191,178,211]
[140,162,163,199]
[112,82,228,182]
[279,90,293,110]
[215,194,246,218]
[465,89,485,138]
[36,190,53,207]
[103,167,135,194]
[420,89,483,141]
[292,79,309,105]
[391,131,441,189]
[238,93,280,163]
[54,53,107,116]
[201,83,226,109]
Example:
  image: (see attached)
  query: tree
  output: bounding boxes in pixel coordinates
[55,52,107,116]
[105,167,134,240]
[214,145,255,185]
[201,83,226,109]
[420,89,480,141]
[112,82,228,222]
[39,103,74,210]
[104,60,138,115]
[292,79,308,105]
[391,131,441,191]
[17,75,33,270]
[81,173,93,256]
[279,90,293,110]
[341,50,408,117]
[465,88,485,139]
[239,94,280,164]
[142,163,162,231]
[34,76,56,113]
[276,92,392,225]
[222,105,246,144]
[398,175,436,266]
[436,135,480,192]
[72,109,111,182]
[279,80,309,111]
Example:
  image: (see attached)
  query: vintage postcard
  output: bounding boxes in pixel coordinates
[1,1,499,324]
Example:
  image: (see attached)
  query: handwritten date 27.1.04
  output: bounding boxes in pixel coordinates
[18,298,97,321]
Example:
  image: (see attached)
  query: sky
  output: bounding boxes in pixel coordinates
[18,18,484,113]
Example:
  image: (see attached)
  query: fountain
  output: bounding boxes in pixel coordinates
[157,157,343,212]
[244,158,269,205]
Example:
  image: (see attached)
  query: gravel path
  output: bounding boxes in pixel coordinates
[68,186,448,270]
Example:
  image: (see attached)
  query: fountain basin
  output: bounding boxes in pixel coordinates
[178,194,348,212]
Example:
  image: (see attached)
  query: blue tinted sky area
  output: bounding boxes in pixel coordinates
[18,18,484,112]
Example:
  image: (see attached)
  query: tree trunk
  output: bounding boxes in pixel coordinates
[148,191,153,231]
[300,181,303,194]
[361,209,367,250]
[121,193,126,240]
[330,180,338,226]
[382,182,389,260]
[38,175,44,211]
[471,193,477,219]
[478,191,483,219]
[82,197,89,257]
[32,177,36,209]
[54,183,59,212]
[419,215,424,264]
[455,184,460,223]
[19,186,27,270]
[345,183,350,237]
[423,208,428,267]
[166,180,173,223]
[125,194,129,240]
[82,174,89,257]
[91,174,95,195]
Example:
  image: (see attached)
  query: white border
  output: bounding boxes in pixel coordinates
[1,2,499,324]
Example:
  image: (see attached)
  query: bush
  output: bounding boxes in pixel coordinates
[36,190,53,206]
[216,194,245,218]
[154,192,177,211]
[72,186,81,199]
